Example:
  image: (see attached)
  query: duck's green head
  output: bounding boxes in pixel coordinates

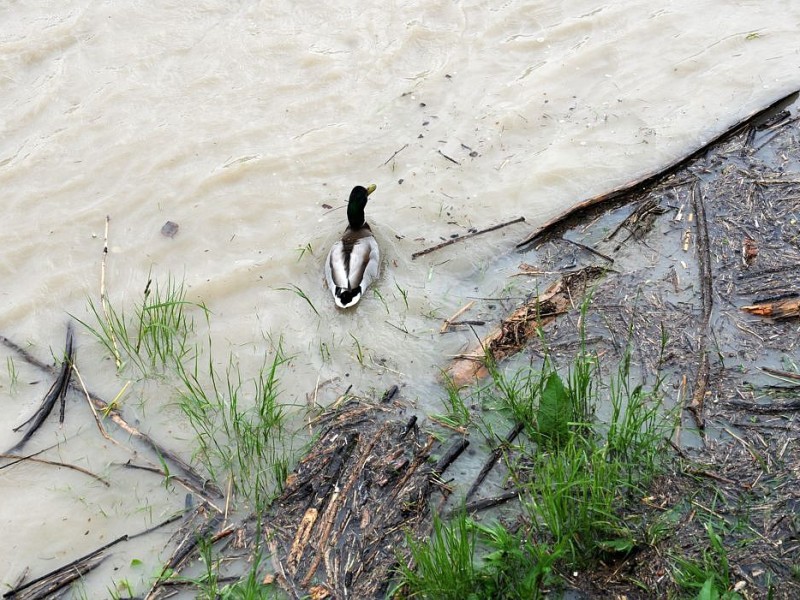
[347,184,376,228]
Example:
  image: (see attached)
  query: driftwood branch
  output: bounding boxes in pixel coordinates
[8,324,74,453]
[0,331,222,500]
[464,489,520,514]
[3,535,127,600]
[447,266,605,386]
[741,297,800,319]
[725,399,800,413]
[516,88,800,248]
[687,183,712,430]
[465,422,523,501]
[412,217,526,260]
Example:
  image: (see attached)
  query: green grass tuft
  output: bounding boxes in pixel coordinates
[176,343,292,511]
[75,274,205,375]
[671,523,744,599]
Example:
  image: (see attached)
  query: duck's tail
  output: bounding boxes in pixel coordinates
[334,286,362,308]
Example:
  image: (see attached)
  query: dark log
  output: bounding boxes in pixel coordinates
[431,436,469,476]
[8,324,74,452]
[3,535,126,600]
[466,422,524,501]
[464,489,520,514]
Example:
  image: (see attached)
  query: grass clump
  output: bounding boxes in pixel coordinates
[76,273,294,511]
[394,512,478,600]
[72,269,301,596]
[671,523,744,600]
[431,372,471,430]
[176,342,292,510]
[76,274,205,375]
[394,512,560,599]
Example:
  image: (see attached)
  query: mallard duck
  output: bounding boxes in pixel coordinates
[325,184,379,308]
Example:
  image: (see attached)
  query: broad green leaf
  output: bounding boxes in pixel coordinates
[537,371,570,446]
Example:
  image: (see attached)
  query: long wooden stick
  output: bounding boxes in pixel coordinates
[100,215,123,370]
[4,535,127,599]
[687,183,711,430]
[0,453,110,487]
[761,367,800,382]
[516,88,800,248]
[412,216,526,259]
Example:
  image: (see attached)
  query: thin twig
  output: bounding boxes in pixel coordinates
[120,462,223,507]
[100,215,123,369]
[440,300,475,333]
[562,237,615,264]
[437,149,461,165]
[380,144,408,167]
[72,364,116,443]
[0,453,110,487]
[0,443,59,471]
[412,216,526,260]
[760,366,800,382]
[128,512,188,540]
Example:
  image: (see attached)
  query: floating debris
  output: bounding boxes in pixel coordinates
[160,221,179,238]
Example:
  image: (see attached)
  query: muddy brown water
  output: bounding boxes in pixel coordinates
[2,2,800,597]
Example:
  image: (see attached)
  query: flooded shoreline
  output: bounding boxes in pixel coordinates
[3,1,800,596]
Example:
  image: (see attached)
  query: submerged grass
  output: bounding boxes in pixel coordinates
[76,274,295,511]
[74,272,298,595]
[6,356,18,389]
[75,274,205,376]
[431,372,471,429]
[176,342,292,510]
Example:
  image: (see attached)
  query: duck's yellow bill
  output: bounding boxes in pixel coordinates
[366,183,377,195]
